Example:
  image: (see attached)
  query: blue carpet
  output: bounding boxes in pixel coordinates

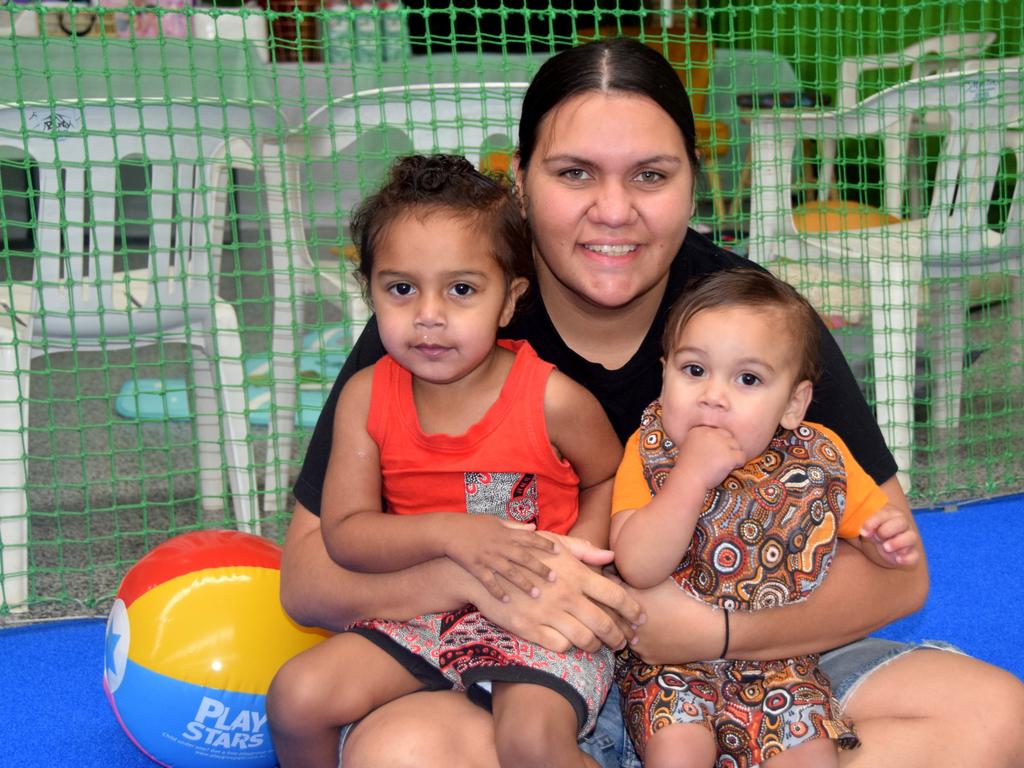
[3,497,1022,767]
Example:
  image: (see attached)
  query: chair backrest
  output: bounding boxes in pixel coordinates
[905,31,998,79]
[0,100,276,341]
[747,69,1023,272]
[306,81,527,159]
[836,31,997,112]
[296,82,528,226]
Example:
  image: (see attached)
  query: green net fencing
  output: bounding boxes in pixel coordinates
[0,0,1021,616]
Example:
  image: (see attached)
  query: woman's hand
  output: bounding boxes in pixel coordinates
[472,544,644,653]
[444,516,559,603]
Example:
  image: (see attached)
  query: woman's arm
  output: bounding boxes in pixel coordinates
[629,475,928,663]
[545,371,622,549]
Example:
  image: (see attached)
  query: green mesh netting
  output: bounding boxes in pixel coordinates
[0,0,1021,616]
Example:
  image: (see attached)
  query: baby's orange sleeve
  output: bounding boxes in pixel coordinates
[611,430,652,516]
[811,423,890,539]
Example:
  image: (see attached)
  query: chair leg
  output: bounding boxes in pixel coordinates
[927,280,967,428]
[209,302,259,534]
[818,137,838,202]
[192,344,226,513]
[882,134,906,218]
[0,337,29,611]
[261,149,300,516]
[869,256,923,492]
[264,291,299,517]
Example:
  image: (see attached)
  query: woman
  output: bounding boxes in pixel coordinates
[281,38,1024,767]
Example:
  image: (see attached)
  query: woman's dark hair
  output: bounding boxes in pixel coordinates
[517,37,700,174]
[350,154,533,288]
[662,268,823,384]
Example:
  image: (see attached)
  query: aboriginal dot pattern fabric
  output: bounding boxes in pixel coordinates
[353,602,614,736]
[617,400,859,766]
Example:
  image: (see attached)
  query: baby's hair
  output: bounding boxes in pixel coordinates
[350,154,533,288]
[663,269,822,384]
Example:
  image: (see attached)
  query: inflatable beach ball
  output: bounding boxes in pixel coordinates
[103,530,331,768]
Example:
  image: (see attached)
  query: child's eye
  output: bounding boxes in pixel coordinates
[738,373,761,386]
[682,364,705,377]
[388,282,415,296]
[450,283,475,297]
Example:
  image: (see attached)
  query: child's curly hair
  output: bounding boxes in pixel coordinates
[350,154,533,289]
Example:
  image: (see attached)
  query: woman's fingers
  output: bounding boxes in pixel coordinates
[577,565,645,628]
[540,532,613,566]
[504,548,554,583]
[471,565,511,603]
[502,522,559,552]
[492,564,541,598]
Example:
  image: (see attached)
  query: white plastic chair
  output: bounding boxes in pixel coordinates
[820,32,997,217]
[0,100,273,609]
[260,81,528,513]
[191,4,270,63]
[0,6,40,37]
[746,69,1022,490]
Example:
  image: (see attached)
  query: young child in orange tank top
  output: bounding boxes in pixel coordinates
[266,155,623,768]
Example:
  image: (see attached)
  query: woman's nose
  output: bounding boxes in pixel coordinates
[588,180,636,227]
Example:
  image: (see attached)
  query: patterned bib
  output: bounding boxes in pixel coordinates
[638,401,846,610]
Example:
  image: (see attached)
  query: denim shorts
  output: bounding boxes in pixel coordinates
[335,637,962,768]
[818,636,963,707]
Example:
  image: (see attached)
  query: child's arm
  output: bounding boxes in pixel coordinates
[848,505,921,569]
[321,367,557,602]
[543,371,622,551]
[611,426,746,589]
[820,424,921,572]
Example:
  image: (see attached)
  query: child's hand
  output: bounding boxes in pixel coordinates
[860,505,921,568]
[676,426,746,490]
[445,516,560,602]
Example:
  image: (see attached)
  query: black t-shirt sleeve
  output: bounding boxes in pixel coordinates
[292,316,387,515]
[806,318,899,486]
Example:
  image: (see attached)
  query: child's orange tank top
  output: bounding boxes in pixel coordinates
[366,339,581,534]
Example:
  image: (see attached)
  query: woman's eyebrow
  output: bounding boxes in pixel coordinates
[541,153,684,167]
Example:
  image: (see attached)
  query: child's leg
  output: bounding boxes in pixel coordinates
[491,682,594,768]
[643,722,717,768]
[266,633,423,768]
[761,737,839,768]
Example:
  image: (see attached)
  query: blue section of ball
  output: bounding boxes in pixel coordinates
[110,659,276,768]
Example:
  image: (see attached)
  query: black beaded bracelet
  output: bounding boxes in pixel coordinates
[720,608,731,659]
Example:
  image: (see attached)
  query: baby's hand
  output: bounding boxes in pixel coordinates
[860,505,921,568]
[445,516,559,602]
[676,426,746,490]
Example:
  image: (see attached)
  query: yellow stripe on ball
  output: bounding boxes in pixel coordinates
[127,565,328,694]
